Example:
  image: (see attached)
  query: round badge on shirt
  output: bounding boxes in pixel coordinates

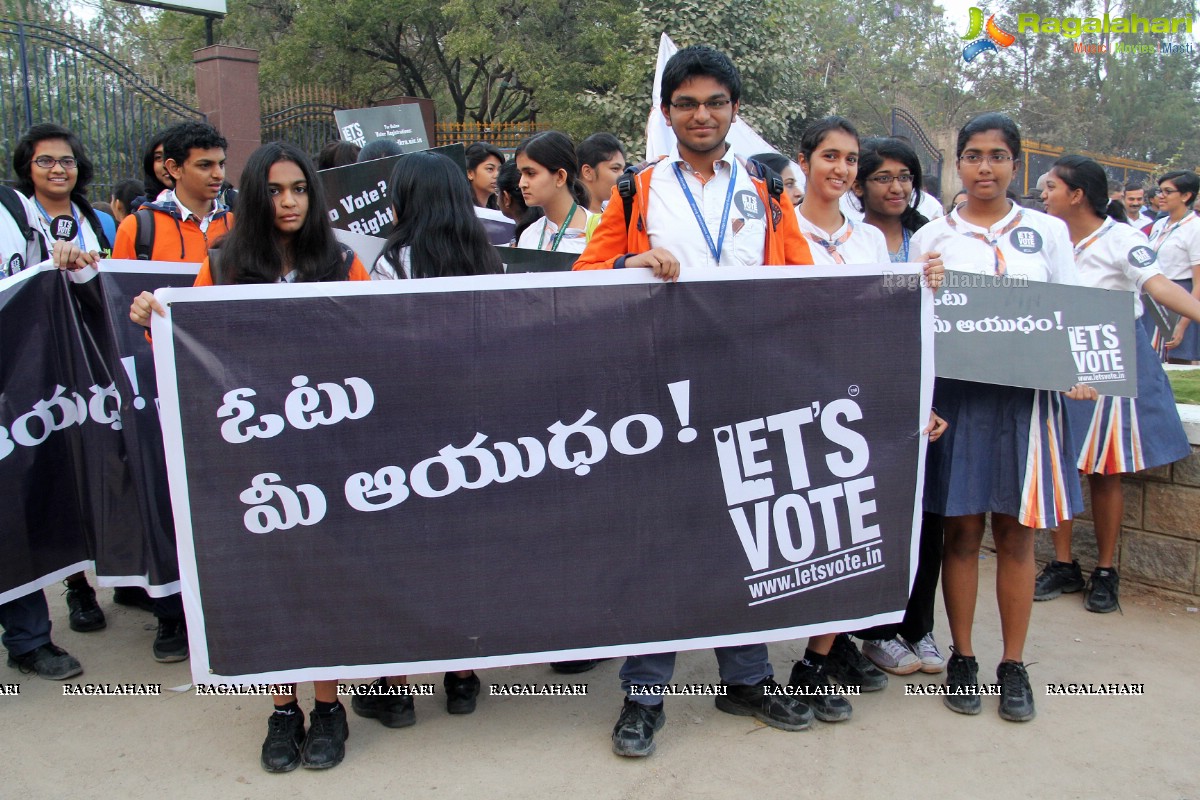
[51,215,78,242]
[734,191,765,220]
[1127,245,1157,268]
[1009,227,1043,254]
[6,253,23,275]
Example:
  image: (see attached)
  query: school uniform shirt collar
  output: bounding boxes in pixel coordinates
[667,142,738,181]
[948,200,1021,236]
[165,190,226,228]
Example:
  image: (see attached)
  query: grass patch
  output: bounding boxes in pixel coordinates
[1167,369,1200,405]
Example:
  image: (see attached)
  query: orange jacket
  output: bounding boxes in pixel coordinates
[112,201,235,263]
[573,161,813,270]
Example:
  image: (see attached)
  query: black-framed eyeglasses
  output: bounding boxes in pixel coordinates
[958,153,1013,165]
[1158,187,1180,196]
[669,98,732,112]
[33,156,78,169]
[867,174,915,185]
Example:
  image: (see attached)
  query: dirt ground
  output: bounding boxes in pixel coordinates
[5,554,1198,800]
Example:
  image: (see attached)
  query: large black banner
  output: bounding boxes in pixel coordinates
[0,261,198,604]
[152,266,934,684]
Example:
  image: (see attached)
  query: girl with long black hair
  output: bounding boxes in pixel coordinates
[514,131,597,254]
[130,141,368,772]
[1037,155,1200,613]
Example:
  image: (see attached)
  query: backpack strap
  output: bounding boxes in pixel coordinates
[77,201,112,253]
[133,208,156,260]
[744,158,785,202]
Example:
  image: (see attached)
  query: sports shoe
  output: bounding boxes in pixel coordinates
[64,580,106,632]
[942,649,981,715]
[152,619,188,663]
[997,660,1036,722]
[301,703,348,769]
[113,586,154,612]
[826,633,888,691]
[7,642,83,680]
[1034,559,1085,601]
[1084,567,1121,614]
[261,708,305,773]
[862,637,921,675]
[444,671,480,715]
[903,632,946,674]
[611,697,665,757]
[715,677,813,731]
[351,678,416,728]
[787,660,853,722]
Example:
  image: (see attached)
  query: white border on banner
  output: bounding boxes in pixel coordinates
[151,264,934,686]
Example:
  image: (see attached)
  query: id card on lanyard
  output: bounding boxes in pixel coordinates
[672,160,738,265]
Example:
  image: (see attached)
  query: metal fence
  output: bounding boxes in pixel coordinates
[890,107,944,195]
[0,17,204,201]
[434,121,550,151]
[260,87,346,160]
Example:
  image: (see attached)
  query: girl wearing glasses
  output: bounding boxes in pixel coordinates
[852,137,931,263]
[13,123,111,257]
[1147,171,1200,363]
[910,112,1094,723]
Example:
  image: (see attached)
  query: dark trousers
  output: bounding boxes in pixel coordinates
[0,591,53,657]
[154,592,184,621]
[855,513,943,643]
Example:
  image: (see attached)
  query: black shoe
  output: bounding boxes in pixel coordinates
[1034,559,1085,600]
[715,677,813,731]
[611,697,665,757]
[1084,567,1121,614]
[826,633,888,692]
[261,708,305,773]
[113,586,154,612]
[153,619,188,663]
[997,660,1036,722]
[301,704,348,769]
[550,658,608,674]
[943,649,982,715]
[351,678,416,728]
[7,642,83,680]
[787,660,853,722]
[64,581,106,633]
[444,671,480,715]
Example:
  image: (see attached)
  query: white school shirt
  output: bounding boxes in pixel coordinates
[1073,218,1161,318]
[0,191,44,276]
[643,144,768,268]
[796,210,889,265]
[370,247,412,280]
[1147,213,1200,281]
[27,198,105,253]
[910,203,1077,285]
[515,209,597,255]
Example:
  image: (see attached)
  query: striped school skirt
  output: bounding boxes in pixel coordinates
[1065,321,1190,474]
[926,379,1084,530]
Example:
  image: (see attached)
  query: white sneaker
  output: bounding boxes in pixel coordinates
[862,637,921,675]
[903,633,945,674]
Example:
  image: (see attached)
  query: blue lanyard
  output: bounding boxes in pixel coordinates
[33,198,85,248]
[673,159,738,264]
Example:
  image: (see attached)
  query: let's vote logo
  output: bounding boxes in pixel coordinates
[961,7,1016,62]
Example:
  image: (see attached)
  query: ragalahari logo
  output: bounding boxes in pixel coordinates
[961,7,1016,61]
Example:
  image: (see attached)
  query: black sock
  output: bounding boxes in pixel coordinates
[803,649,827,669]
[273,700,300,715]
[313,699,340,714]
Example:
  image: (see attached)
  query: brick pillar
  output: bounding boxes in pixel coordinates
[193,45,261,187]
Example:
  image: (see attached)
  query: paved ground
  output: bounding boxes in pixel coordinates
[6,554,1198,800]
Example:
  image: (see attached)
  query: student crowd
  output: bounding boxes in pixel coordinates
[5,44,1199,773]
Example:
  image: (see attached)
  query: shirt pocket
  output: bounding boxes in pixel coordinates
[725,216,767,267]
